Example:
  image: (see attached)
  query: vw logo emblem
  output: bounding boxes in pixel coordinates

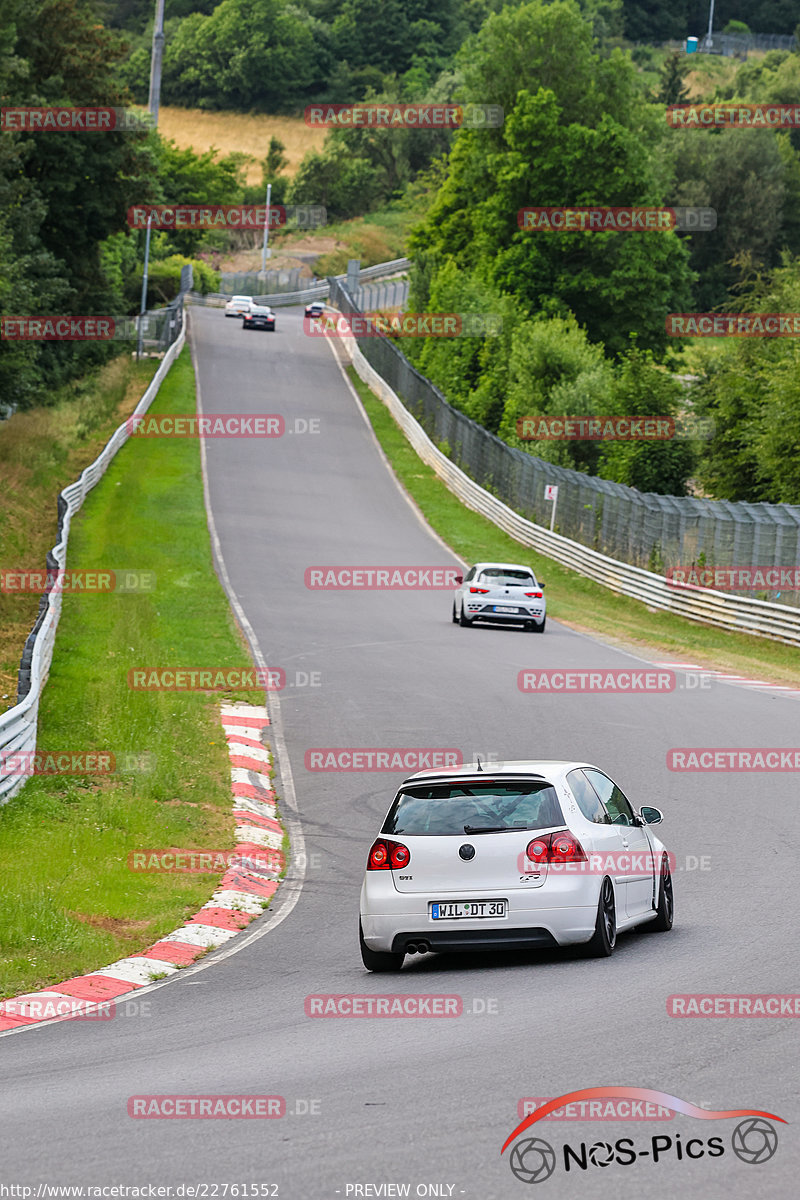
[459,844,476,860]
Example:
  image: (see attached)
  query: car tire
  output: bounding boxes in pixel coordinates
[648,855,674,932]
[533,617,546,633]
[584,877,616,957]
[459,603,473,627]
[452,602,459,624]
[359,921,404,972]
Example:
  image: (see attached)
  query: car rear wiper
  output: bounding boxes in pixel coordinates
[463,823,529,833]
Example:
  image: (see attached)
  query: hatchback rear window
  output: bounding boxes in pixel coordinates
[478,569,535,586]
[382,780,563,836]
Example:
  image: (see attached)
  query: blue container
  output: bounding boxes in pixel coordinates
[686,36,699,54]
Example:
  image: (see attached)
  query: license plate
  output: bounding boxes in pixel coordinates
[430,900,507,920]
[493,605,517,613]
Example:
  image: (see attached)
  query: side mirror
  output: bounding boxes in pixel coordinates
[539,581,546,588]
[454,575,463,585]
[640,806,663,825]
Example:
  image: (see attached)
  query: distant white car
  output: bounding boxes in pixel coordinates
[359,760,673,971]
[453,561,546,632]
[225,295,252,317]
[304,301,326,318]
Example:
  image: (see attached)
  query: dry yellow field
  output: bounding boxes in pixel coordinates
[158,108,329,183]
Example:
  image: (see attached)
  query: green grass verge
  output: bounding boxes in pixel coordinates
[347,366,800,687]
[0,354,160,712]
[0,348,273,999]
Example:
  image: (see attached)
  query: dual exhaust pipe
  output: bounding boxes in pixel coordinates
[405,941,430,956]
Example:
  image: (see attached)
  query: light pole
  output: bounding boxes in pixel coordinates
[148,0,166,126]
[260,182,272,276]
[137,212,154,361]
[703,0,715,50]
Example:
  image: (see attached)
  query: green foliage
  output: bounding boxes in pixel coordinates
[143,255,220,304]
[656,51,690,105]
[411,2,694,357]
[161,0,326,110]
[693,258,800,502]
[286,141,384,220]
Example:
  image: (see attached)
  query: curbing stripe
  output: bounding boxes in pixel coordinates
[0,703,287,1032]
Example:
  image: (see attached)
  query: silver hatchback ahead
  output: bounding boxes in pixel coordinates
[453,561,546,632]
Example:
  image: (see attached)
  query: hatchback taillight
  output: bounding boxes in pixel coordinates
[524,591,543,598]
[367,838,411,870]
[469,586,490,594]
[525,830,587,863]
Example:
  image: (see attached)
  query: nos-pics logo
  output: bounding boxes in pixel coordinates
[502,1088,784,1184]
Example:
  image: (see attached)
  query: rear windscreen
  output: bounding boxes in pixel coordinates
[381,781,563,836]
[479,569,535,586]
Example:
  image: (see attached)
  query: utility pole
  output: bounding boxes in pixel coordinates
[148,0,166,126]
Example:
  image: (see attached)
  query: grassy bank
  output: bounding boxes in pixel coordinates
[0,349,267,999]
[0,356,160,713]
[347,367,800,687]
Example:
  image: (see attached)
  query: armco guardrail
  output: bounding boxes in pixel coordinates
[331,293,800,649]
[191,258,411,310]
[0,310,186,807]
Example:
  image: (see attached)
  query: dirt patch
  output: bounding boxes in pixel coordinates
[68,913,154,938]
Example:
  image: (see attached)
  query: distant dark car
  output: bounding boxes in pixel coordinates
[242,303,275,331]
[305,302,326,319]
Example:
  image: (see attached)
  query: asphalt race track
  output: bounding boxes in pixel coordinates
[1,305,797,1199]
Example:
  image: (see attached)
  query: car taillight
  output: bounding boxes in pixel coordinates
[524,591,543,598]
[469,586,490,594]
[525,830,586,863]
[367,838,410,870]
[525,835,550,863]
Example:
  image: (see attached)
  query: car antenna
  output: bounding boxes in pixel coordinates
[476,756,483,772]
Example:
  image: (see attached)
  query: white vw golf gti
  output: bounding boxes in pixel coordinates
[453,562,546,631]
[359,761,673,971]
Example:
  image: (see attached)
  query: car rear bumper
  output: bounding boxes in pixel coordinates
[390,927,561,953]
[361,904,597,951]
[464,604,545,622]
